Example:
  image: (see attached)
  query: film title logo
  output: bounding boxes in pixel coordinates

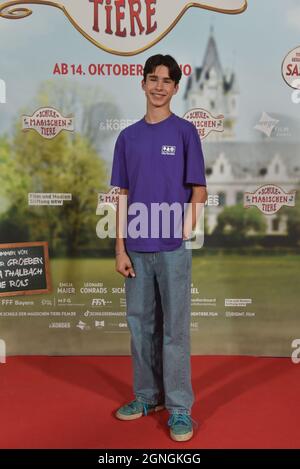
[244,185,296,215]
[98,187,120,209]
[0,0,247,55]
[183,108,224,139]
[282,46,300,89]
[22,107,74,139]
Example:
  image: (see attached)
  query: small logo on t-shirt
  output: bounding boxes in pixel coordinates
[161,145,176,156]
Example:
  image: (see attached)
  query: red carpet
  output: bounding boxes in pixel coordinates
[0,356,299,449]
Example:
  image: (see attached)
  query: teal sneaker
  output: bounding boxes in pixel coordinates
[115,399,164,421]
[168,414,196,442]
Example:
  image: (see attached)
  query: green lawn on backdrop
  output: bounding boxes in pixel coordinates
[1,255,299,357]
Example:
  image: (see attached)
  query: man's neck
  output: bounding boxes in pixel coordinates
[144,106,172,124]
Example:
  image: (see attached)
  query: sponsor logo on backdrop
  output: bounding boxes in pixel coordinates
[0,339,6,364]
[0,0,247,55]
[254,112,291,138]
[192,311,219,317]
[225,299,252,307]
[2,299,34,306]
[118,322,127,328]
[254,112,280,138]
[95,320,105,328]
[192,298,217,307]
[282,46,300,89]
[92,299,107,306]
[225,311,255,318]
[0,78,6,104]
[244,185,296,215]
[49,322,71,329]
[28,193,72,206]
[183,108,224,139]
[22,107,74,139]
[76,320,90,331]
[84,311,126,317]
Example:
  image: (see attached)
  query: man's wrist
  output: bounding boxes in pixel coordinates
[115,249,126,256]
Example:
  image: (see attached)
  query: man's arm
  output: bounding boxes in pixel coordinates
[183,185,207,239]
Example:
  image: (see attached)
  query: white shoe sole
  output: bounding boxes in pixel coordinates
[170,428,193,442]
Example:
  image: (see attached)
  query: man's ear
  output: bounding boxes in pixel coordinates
[141,79,146,90]
[173,84,179,95]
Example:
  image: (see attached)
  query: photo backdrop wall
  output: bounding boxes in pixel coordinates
[0,0,299,357]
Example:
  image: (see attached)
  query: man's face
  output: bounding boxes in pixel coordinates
[142,65,179,108]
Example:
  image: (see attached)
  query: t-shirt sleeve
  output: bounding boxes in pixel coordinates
[184,123,207,186]
[110,132,129,189]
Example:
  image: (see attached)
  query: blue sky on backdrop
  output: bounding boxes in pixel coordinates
[0,0,300,157]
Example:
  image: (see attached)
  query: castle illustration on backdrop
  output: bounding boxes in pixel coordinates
[183,28,300,235]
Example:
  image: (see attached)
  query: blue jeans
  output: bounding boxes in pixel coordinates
[125,240,194,415]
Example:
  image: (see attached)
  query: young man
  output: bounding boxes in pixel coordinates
[110,54,207,442]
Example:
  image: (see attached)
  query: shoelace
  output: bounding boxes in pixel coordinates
[128,400,150,416]
[143,403,149,416]
[168,413,199,430]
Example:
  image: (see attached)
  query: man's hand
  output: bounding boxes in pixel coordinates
[115,251,136,278]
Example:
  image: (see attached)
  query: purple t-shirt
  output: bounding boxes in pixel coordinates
[110,113,206,252]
